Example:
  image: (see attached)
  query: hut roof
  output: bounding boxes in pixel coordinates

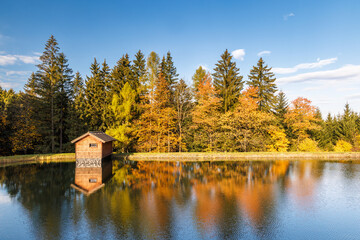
[71,131,117,144]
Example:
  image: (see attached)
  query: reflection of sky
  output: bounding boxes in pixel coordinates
[0,187,30,240]
[0,189,11,204]
[1,161,360,239]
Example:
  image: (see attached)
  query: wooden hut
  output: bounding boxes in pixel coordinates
[71,131,117,166]
[71,131,116,194]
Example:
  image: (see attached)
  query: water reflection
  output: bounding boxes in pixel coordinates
[72,159,113,194]
[1,160,360,239]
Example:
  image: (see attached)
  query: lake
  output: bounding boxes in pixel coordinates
[1,160,360,239]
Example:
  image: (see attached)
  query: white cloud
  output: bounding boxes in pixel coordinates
[231,49,245,61]
[257,50,271,57]
[6,70,31,76]
[284,13,295,20]
[277,64,360,84]
[346,93,360,100]
[0,81,19,89]
[0,54,40,66]
[15,55,39,64]
[273,57,338,75]
[0,55,17,65]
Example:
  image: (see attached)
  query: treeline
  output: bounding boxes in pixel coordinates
[1,36,360,155]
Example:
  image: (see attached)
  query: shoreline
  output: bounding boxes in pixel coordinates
[114,152,360,161]
[2,152,360,166]
[0,153,75,166]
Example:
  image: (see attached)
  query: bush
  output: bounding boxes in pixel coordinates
[297,138,320,152]
[333,140,352,152]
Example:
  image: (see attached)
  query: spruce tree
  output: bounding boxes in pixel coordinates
[85,58,106,131]
[247,57,277,112]
[133,50,146,79]
[274,91,288,122]
[34,35,60,153]
[160,51,179,88]
[100,59,112,129]
[111,54,136,94]
[212,49,244,112]
[337,103,358,143]
[66,72,87,146]
[30,35,73,153]
[56,53,73,152]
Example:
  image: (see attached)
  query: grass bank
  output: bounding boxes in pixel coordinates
[2,152,360,166]
[113,152,360,161]
[0,153,75,166]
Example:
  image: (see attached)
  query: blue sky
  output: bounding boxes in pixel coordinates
[1,0,360,115]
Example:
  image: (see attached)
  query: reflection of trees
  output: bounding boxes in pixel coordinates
[0,163,75,240]
[285,161,325,209]
[0,159,329,239]
[108,160,293,238]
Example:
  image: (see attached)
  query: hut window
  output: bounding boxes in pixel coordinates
[89,143,98,148]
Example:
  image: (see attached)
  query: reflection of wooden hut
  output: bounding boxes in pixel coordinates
[70,131,116,195]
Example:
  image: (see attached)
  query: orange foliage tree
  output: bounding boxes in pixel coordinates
[284,97,321,148]
[136,73,178,152]
[191,73,221,151]
[219,87,276,151]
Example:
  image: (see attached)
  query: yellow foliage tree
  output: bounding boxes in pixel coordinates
[191,73,221,151]
[266,127,289,152]
[219,87,275,152]
[136,73,178,152]
[297,138,320,152]
[333,140,352,152]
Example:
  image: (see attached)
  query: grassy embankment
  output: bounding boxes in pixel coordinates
[0,153,75,166]
[113,152,360,161]
[2,152,360,166]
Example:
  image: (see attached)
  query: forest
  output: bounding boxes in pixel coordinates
[1,36,359,156]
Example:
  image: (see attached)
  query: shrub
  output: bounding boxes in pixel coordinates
[333,140,352,152]
[297,138,320,152]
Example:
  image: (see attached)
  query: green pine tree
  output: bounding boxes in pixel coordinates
[274,91,288,122]
[66,72,87,148]
[212,49,244,112]
[56,53,73,152]
[85,58,106,131]
[160,51,179,87]
[247,57,277,112]
[111,54,136,94]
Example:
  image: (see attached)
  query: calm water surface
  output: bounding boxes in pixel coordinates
[1,160,360,240]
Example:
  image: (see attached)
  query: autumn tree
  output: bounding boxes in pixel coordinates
[213,49,244,112]
[106,82,137,152]
[284,97,321,149]
[247,58,277,112]
[174,79,193,152]
[191,73,221,151]
[0,87,16,155]
[8,92,40,154]
[218,87,275,152]
[136,73,177,152]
